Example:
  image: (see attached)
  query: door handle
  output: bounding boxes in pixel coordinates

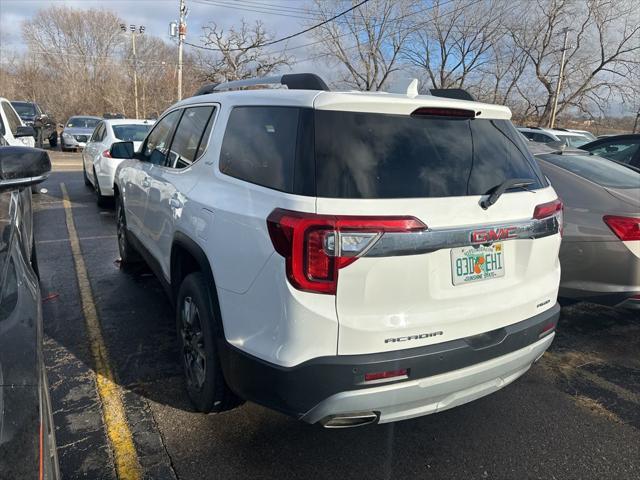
[142,178,151,188]
[169,197,183,209]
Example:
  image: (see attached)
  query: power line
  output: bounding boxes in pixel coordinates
[191,0,321,21]
[185,0,371,52]
[289,0,486,66]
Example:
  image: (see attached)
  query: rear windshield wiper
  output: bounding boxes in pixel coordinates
[480,178,535,209]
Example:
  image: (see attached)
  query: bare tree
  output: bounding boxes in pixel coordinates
[509,0,640,125]
[405,0,507,90]
[309,0,416,91]
[21,6,126,121]
[198,20,292,83]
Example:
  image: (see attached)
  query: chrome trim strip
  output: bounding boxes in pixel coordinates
[0,174,48,191]
[364,216,560,257]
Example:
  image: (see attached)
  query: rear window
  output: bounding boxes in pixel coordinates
[112,124,151,142]
[315,111,545,198]
[218,107,545,198]
[539,153,640,189]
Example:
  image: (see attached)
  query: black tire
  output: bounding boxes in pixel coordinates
[176,272,242,413]
[83,161,91,187]
[48,133,57,148]
[93,167,109,207]
[115,194,141,265]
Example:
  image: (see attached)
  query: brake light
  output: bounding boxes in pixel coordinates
[411,107,475,118]
[267,209,426,294]
[533,198,564,235]
[533,198,563,219]
[603,215,640,241]
[102,149,112,158]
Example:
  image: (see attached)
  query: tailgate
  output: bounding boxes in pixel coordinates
[316,188,562,355]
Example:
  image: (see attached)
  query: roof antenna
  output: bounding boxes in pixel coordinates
[406,79,419,98]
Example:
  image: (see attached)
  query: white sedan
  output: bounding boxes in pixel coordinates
[82,119,154,206]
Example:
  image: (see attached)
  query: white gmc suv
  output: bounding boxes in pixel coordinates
[111,74,562,428]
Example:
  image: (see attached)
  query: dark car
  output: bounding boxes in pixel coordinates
[0,143,59,479]
[10,101,58,148]
[580,134,640,168]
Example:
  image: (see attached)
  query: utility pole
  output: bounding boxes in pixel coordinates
[549,27,570,129]
[121,24,145,119]
[177,0,187,101]
[132,28,139,119]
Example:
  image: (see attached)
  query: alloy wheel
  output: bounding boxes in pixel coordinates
[180,296,207,391]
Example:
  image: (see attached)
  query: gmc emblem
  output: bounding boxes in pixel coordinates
[470,227,518,244]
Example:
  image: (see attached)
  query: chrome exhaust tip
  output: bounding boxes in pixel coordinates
[321,412,379,429]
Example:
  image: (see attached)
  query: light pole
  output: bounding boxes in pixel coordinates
[549,28,570,129]
[178,0,187,101]
[120,24,146,119]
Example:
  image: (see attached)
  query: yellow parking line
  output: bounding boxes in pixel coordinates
[61,183,142,480]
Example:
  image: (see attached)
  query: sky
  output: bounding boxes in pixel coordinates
[0,0,353,80]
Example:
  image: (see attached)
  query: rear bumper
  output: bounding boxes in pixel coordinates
[559,240,640,307]
[219,303,560,422]
[304,333,554,425]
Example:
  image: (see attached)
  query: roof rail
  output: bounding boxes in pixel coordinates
[553,127,570,131]
[194,73,330,96]
[429,88,475,101]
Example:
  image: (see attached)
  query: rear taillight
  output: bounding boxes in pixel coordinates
[267,209,426,294]
[533,198,563,219]
[534,198,564,235]
[102,149,112,158]
[603,215,640,241]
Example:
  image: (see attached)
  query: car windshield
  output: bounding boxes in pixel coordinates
[559,135,589,148]
[67,117,99,128]
[11,102,36,117]
[314,111,546,198]
[112,124,152,142]
[539,153,640,189]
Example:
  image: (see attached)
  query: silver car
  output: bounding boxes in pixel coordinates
[536,151,640,309]
[60,115,101,151]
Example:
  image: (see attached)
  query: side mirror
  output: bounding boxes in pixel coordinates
[0,146,51,191]
[110,141,135,159]
[16,125,37,138]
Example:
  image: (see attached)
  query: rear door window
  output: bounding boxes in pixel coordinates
[91,123,104,142]
[314,111,545,198]
[220,106,302,192]
[166,106,215,169]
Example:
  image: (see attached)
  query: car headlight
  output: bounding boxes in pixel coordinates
[62,132,74,140]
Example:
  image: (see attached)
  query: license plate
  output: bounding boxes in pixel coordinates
[451,243,505,285]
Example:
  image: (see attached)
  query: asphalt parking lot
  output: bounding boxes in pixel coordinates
[35,150,640,480]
